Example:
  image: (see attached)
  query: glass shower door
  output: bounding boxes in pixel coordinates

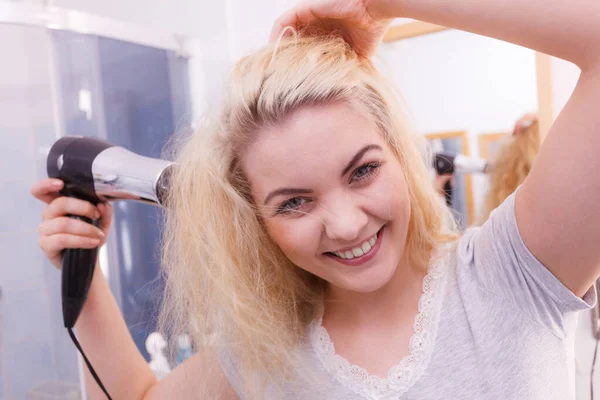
[0,19,191,400]
[52,30,192,363]
[0,23,79,400]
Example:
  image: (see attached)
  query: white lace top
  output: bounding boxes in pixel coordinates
[308,257,447,399]
[217,192,595,400]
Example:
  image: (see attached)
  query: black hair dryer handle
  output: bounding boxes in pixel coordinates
[62,215,100,329]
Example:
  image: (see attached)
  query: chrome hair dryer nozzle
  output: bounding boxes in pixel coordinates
[433,152,490,175]
[47,136,173,328]
[47,136,174,206]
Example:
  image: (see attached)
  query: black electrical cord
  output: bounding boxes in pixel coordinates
[592,333,600,400]
[68,328,113,400]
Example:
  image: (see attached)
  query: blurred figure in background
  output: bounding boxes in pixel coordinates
[432,113,540,224]
[479,113,541,223]
[435,173,454,200]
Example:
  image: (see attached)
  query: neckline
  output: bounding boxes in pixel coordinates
[308,254,449,399]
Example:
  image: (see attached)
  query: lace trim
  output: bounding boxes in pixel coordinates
[309,254,449,400]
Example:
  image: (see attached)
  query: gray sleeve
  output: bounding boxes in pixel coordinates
[458,189,596,336]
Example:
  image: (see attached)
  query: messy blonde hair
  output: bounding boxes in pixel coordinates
[159,34,458,397]
[480,121,541,223]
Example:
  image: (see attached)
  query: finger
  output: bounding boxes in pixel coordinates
[39,234,100,255]
[31,179,64,204]
[512,122,521,135]
[42,197,100,221]
[270,7,301,41]
[441,174,453,183]
[97,202,113,232]
[522,112,538,122]
[38,217,105,239]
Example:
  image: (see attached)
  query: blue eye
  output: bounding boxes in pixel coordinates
[354,165,372,179]
[351,162,382,183]
[276,197,307,214]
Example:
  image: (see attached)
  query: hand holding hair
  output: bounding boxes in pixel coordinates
[270,0,393,58]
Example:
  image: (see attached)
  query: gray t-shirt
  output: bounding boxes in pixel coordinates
[219,191,596,399]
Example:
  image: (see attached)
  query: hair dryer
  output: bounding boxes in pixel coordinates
[433,153,490,206]
[46,136,174,329]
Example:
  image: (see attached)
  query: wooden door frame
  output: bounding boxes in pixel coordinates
[478,132,509,160]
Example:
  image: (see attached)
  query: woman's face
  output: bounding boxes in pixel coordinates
[241,102,411,293]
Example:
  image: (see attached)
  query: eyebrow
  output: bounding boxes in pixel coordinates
[263,144,383,205]
[341,144,382,177]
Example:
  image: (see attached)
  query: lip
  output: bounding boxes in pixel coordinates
[325,225,385,266]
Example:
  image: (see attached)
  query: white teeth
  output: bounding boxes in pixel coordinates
[331,231,379,260]
[361,242,371,254]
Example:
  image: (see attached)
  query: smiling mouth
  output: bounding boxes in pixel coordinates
[325,226,384,261]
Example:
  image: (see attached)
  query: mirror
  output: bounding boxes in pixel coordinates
[378,26,539,224]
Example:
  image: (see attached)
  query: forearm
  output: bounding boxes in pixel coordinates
[370,0,600,69]
[76,263,157,399]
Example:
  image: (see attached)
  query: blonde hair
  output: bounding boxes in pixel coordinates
[480,121,541,223]
[159,34,458,398]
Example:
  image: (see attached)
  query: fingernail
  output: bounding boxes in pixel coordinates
[52,180,63,187]
[90,238,100,246]
[98,230,105,238]
[94,211,101,219]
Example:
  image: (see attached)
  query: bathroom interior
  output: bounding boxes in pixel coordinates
[0,0,596,399]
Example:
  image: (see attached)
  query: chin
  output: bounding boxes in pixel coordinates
[323,227,406,294]
[330,258,400,293]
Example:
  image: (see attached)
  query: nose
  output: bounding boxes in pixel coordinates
[321,198,369,243]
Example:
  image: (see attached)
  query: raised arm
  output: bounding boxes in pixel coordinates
[273,0,600,296]
[378,0,600,297]
[32,179,235,399]
[373,0,600,69]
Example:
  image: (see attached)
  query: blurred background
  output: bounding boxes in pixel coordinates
[0,0,592,399]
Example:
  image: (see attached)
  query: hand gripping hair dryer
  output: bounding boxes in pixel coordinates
[46,136,174,329]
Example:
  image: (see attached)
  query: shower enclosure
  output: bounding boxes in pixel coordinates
[0,3,192,398]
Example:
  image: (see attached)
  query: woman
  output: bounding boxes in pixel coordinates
[480,113,541,224]
[30,0,600,398]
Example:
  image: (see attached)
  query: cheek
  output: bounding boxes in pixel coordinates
[392,172,411,213]
[368,167,411,219]
[265,218,323,262]
[392,173,411,223]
